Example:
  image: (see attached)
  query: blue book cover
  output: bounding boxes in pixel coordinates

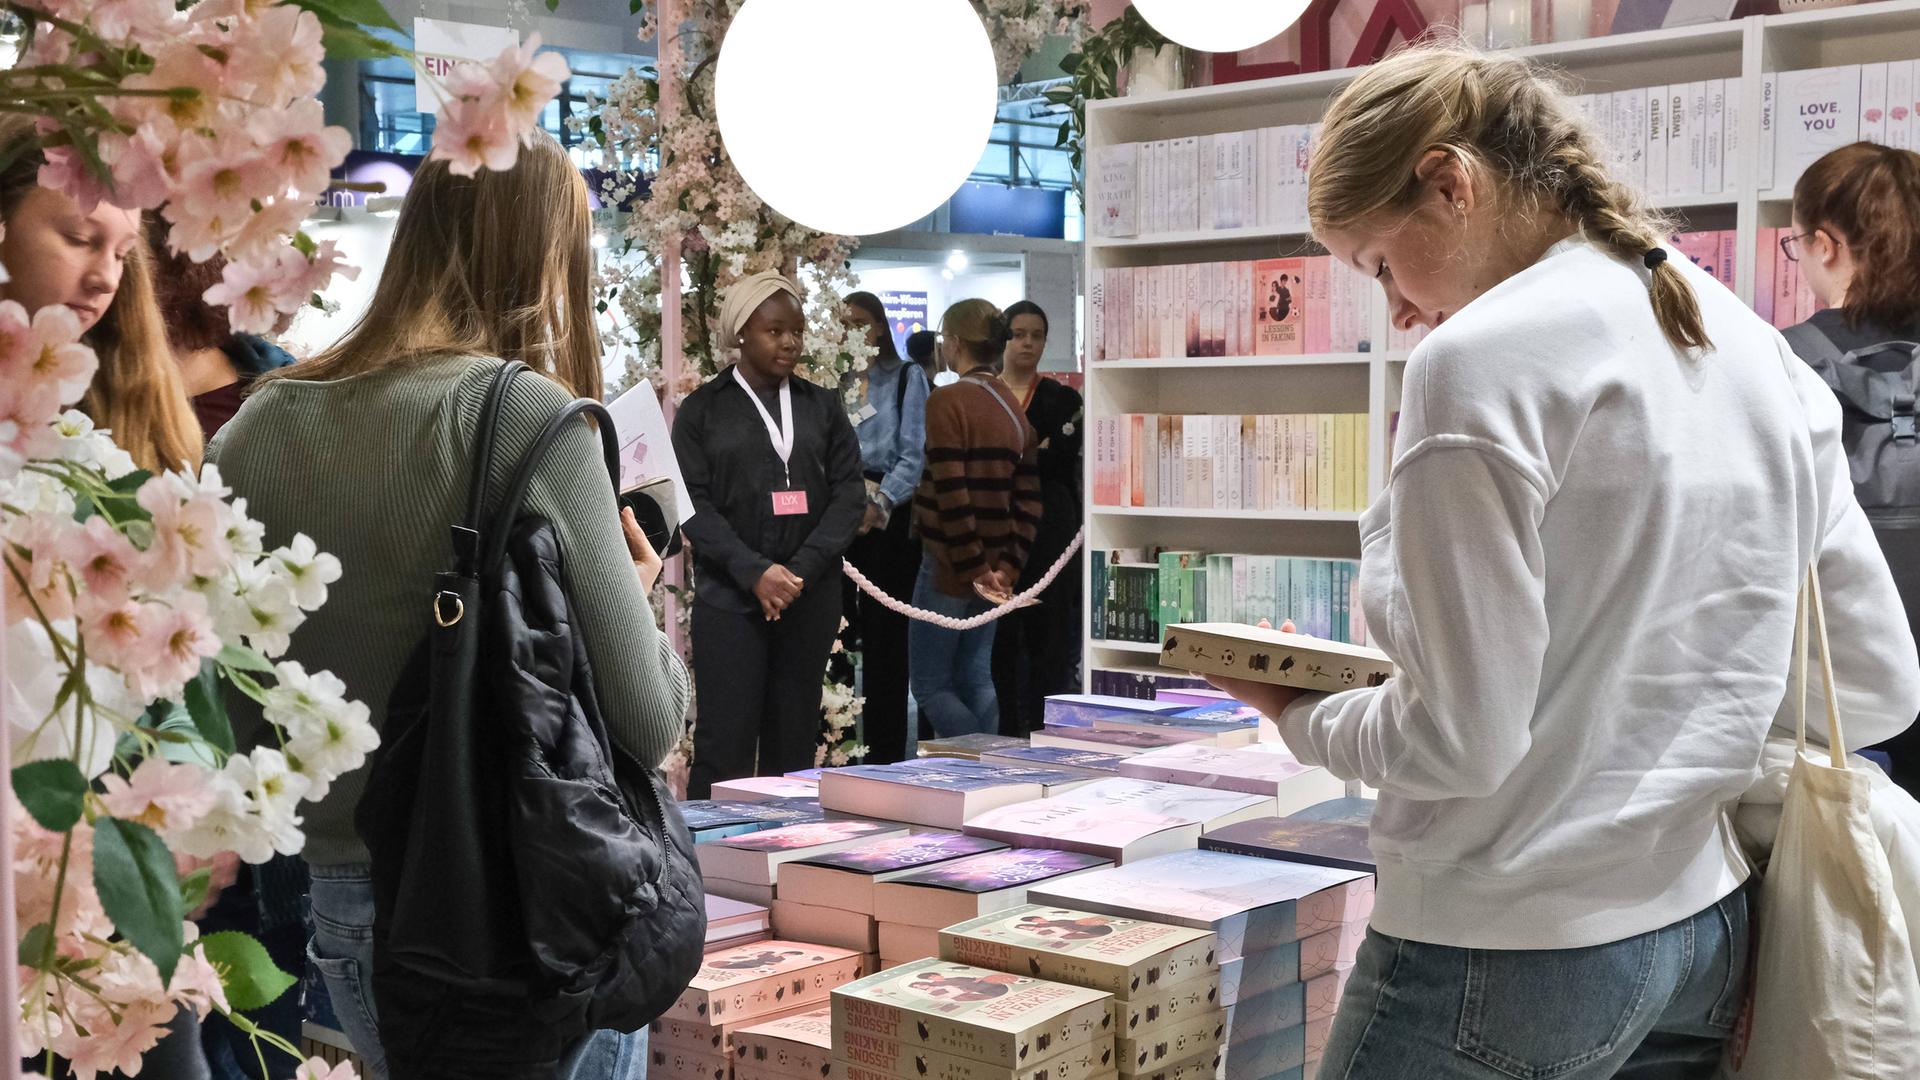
[1043,694,1186,729]
[1172,704,1262,727]
[981,746,1127,773]
[680,800,778,830]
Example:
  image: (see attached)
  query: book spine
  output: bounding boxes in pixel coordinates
[1091,551,1107,640]
[1760,72,1778,191]
[1645,87,1668,198]
[1725,77,1742,192]
[1775,234,1799,330]
[1887,61,1915,152]
[1666,84,1689,197]
[1705,79,1726,197]
[1753,227,1776,326]
[1862,62,1889,145]
[1304,257,1330,355]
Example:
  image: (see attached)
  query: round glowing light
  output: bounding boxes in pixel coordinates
[716,0,996,235]
[1131,0,1312,54]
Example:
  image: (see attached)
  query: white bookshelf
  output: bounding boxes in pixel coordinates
[1080,0,1920,686]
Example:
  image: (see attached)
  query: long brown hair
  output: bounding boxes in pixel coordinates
[273,131,601,399]
[1792,141,1920,330]
[1309,41,1710,353]
[0,117,202,472]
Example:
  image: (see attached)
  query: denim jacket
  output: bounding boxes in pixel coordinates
[852,356,930,511]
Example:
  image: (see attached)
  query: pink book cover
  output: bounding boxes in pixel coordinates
[1184,262,1202,359]
[1133,267,1150,361]
[1714,231,1737,290]
[1671,231,1717,278]
[713,776,821,803]
[1129,414,1146,508]
[1774,240,1799,329]
[963,800,1198,864]
[1093,418,1119,507]
[1753,228,1776,326]
[831,958,1115,1068]
[669,941,866,1024]
[1253,258,1305,356]
[1303,257,1331,355]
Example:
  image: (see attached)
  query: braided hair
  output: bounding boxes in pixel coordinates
[1308,40,1711,353]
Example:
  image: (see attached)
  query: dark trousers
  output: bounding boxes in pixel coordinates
[845,514,920,765]
[991,550,1083,736]
[689,578,842,797]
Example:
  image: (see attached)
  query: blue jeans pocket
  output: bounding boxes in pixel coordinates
[1456,935,1658,1080]
[1706,887,1752,1031]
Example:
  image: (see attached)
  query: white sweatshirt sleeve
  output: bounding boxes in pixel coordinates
[1278,436,1551,800]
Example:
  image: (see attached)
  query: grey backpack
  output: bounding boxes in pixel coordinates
[1782,322,1920,638]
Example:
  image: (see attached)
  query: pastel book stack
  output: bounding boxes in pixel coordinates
[1199,817,1376,874]
[698,820,910,906]
[651,943,869,1080]
[939,905,1225,1080]
[870,849,1116,968]
[1091,414,1369,515]
[1116,744,1346,815]
[960,794,1201,866]
[978,746,1130,778]
[819,762,1093,829]
[733,1007,839,1080]
[707,894,774,951]
[1087,708,1258,750]
[921,734,1031,761]
[1568,80,1745,199]
[1041,696,1188,729]
[1029,727,1213,758]
[1044,778,1280,833]
[831,959,1118,1080]
[1092,256,1375,362]
[1027,851,1375,1079]
[713,776,824,803]
[683,799,828,843]
[775,833,1012,954]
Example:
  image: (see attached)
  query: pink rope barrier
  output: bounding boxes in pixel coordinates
[841,528,1085,630]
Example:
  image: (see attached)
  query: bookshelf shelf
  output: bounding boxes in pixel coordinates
[1080,0,1920,694]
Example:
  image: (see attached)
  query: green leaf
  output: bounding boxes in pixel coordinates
[184,661,234,756]
[630,0,644,12]
[317,22,407,61]
[216,645,275,675]
[225,667,269,706]
[1060,51,1082,74]
[12,759,88,833]
[199,931,298,1011]
[1055,124,1071,148]
[18,923,53,969]
[93,817,185,988]
[546,0,559,9]
[179,867,212,915]
[292,0,403,34]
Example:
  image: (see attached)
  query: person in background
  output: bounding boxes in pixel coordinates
[1781,140,1920,794]
[1209,44,1919,1079]
[841,291,929,763]
[212,132,684,1079]
[0,115,200,474]
[673,271,866,795]
[990,300,1083,735]
[910,299,1042,737]
[909,328,954,387]
[147,220,297,437]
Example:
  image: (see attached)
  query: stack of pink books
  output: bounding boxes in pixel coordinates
[648,943,870,1080]
[696,820,908,906]
[1027,850,1375,1080]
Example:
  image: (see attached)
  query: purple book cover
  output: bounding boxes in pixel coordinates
[714,820,900,854]
[1199,819,1374,873]
[793,832,1009,875]
[1042,728,1210,750]
[887,848,1114,894]
[680,801,771,830]
[1044,695,1187,729]
[983,747,1127,773]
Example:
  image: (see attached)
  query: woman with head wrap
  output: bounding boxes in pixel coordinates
[671,271,868,794]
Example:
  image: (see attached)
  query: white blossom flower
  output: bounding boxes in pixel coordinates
[270,533,342,610]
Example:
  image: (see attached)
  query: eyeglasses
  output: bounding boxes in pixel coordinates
[1779,231,1818,263]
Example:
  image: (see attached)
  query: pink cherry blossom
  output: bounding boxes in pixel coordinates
[160,198,245,263]
[99,757,217,836]
[82,599,155,672]
[168,940,232,1018]
[139,478,235,584]
[24,303,98,408]
[489,33,572,133]
[125,592,220,702]
[175,133,279,229]
[35,146,109,214]
[124,39,228,131]
[226,197,314,264]
[295,1057,359,1080]
[0,300,34,376]
[67,996,172,1079]
[88,0,177,46]
[432,92,521,176]
[225,6,327,104]
[282,239,360,300]
[100,122,180,212]
[72,515,143,612]
[203,254,306,335]
[248,99,352,199]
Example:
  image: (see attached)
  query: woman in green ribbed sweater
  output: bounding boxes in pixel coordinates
[208,135,689,1080]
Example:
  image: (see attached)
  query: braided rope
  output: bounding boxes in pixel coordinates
[842,528,1086,630]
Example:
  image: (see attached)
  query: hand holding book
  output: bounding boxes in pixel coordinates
[1201,619,1310,722]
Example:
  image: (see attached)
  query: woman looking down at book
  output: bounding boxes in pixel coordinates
[672,271,866,795]
[1207,43,1920,1080]
[1779,141,1920,794]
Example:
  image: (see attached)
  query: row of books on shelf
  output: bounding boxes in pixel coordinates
[666,701,1384,1080]
[1752,226,1832,329]
[1092,550,1369,648]
[1572,80,1744,202]
[1089,125,1319,239]
[1765,62,1918,191]
[1090,413,1369,514]
[1088,257,1426,361]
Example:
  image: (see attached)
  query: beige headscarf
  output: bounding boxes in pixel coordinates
[718,270,803,346]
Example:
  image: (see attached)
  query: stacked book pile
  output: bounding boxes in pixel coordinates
[683,799,829,843]
[731,1007,837,1080]
[960,778,1280,866]
[1030,851,1374,1079]
[648,942,869,1080]
[1088,256,1377,361]
[939,905,1225,1080]
[707,894,773,952]
[697,820,908,907]
[1116,744,1347,817]
[774,832,1011,956]
[1090,412,1370,515]
[869,849,1116,968]
[920,734,1031,761]
[832,958,1118,1080]
[818,759,1093,830]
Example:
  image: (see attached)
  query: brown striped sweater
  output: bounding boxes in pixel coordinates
[915,370,1044,598]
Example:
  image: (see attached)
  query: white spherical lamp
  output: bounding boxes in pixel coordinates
[1131,0,1313,54]
[716,0,996,236]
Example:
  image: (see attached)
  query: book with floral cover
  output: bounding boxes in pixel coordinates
[1109,972,1222,1038]
[667,941,868,1024]
[831,958,1114,1068]
[939,905,1216,1000]
[697,820,911,887]
[781,833,1012,915]
[873,849,1116,930]
[1025,851,1372,961]
[1199,817,1375,873]
[732,1007,837,1080]
[961,800,1200,866]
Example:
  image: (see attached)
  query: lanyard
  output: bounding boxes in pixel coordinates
[733,367,795,487]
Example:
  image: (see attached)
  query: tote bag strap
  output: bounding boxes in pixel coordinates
[1795,566,1849,769]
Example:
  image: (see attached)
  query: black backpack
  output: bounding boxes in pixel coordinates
[356,362,706,1059]
[1782,323,1920,640]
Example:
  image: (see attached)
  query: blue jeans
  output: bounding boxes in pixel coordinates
[908,554,999,737]
[307,864,645,1080]
[1316,884,1751,1080]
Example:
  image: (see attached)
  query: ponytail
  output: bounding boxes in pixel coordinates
[1310,40,1712,354]
[939,298,1009,371]
[1793,142,1920,330]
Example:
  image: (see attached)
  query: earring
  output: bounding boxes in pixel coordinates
[1455,200,1468,212]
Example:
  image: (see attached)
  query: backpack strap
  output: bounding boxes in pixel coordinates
[1781,321,1846,377]
[482,399,622,574]
[455,361,529,575]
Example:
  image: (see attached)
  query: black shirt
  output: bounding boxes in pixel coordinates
[672,366,866,612]
[1019,377,1084,588]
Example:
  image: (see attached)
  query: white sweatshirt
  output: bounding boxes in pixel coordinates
[1278,237,1920,950]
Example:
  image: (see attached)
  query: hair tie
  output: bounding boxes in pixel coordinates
[1642,248,1668,270]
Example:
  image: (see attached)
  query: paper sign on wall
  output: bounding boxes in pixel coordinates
[606,382,696,526]
[413,17,519,115]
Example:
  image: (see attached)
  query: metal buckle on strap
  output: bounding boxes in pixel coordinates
[434,592,465,627]
[1895,393,1916,443]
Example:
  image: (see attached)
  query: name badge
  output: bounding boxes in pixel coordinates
[772,490,810,516]
[856,402,878,423]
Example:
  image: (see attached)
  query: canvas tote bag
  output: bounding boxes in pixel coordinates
[1723,567,1920,1079]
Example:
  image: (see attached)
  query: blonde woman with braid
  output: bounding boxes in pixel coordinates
[1209,44,1920,1078]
